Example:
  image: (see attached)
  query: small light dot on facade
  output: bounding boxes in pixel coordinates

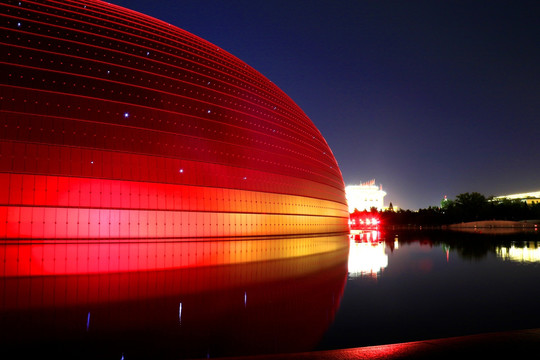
[179,169,183,173]
[124,112,129,118]
[207,110,211,113]
[17,22,21,27]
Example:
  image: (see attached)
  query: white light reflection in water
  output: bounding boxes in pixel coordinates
[347,231,388,278]
[179,302,182,325]
[496,244,540,263]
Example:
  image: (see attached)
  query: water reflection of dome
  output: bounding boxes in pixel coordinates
[0,0,349,276]
[0,235,349,359]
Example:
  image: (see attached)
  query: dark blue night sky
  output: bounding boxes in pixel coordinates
[107,0,539,210]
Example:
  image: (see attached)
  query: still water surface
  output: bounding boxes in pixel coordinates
[1,229,540,359]
[319,229,540,351]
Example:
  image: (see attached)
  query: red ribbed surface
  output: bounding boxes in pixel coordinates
[0,0,349,274]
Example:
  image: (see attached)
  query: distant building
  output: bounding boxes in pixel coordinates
[345,180,387,212]
[492,190,540,205]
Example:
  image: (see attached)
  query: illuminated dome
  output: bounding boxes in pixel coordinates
[0,0,348,260]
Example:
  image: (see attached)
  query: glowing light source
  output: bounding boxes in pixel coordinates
[345,180,387,212]
[349,213,381,230]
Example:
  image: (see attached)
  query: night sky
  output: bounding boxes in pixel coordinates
[107,0,539,210]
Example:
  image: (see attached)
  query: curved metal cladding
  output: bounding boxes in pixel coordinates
[0,0,349,243]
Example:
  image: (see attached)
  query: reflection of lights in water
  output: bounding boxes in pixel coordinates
[87,312,90,332]
[347,237,388,278]
[442,244,451,262]
[179,302,182,325]
[244,291,247,308]
[496,244,540,263]
[350,230,379,242]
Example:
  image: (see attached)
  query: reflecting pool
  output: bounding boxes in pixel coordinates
[0,234,349,359]
[2,229,540,359]
[317,228,540,351]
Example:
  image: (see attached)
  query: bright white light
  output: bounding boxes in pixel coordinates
[348,240,388,278]
[179,169,183,173]
[496,245,540,263]
[345,182,387,212]
[124,112,129,118]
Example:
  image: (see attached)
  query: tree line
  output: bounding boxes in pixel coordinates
[357,192,540,226]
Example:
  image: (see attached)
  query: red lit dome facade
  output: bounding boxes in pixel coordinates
[0,0,348,262]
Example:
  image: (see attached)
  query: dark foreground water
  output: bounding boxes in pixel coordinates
[1,229,540,359]
[318,228,540,351]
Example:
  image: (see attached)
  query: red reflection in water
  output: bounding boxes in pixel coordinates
[0,234,347,276]
[0,236,349,359]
